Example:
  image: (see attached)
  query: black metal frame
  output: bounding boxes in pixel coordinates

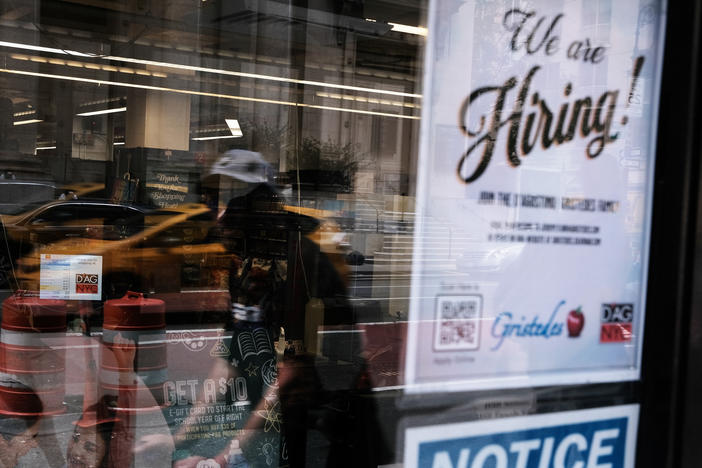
[637,2,702,467]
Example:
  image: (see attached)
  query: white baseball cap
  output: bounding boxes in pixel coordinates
[207,149,273,184]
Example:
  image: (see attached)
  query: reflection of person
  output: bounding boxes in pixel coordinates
[67,302,117,468]
[67,419,114,468]
[151,178,294,466]
[137,150,390,467]
[211,152,389,467]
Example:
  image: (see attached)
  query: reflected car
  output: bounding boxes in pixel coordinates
[0,180,106,216]
[57,182,106,200]
[0,200,233,302]
[0,180,57,215]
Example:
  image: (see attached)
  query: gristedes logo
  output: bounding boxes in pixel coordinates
[490,300,572,350]
[75,273,99,294]
[600,303,633,343]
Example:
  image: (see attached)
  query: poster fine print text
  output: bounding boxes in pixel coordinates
[405,0,666,391]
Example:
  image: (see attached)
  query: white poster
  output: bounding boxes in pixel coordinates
[40,254,103,300]
[404,405,639,468]
[405,0,666,391]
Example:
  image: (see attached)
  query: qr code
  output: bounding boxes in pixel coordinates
[434,295,481,351]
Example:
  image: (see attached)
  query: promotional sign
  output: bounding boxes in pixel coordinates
[404,405,639,468]
[39,254,102,300]
[161,329,283,465]
[405,0,666,391]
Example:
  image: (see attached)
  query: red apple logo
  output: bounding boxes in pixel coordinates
[567,306,585,337]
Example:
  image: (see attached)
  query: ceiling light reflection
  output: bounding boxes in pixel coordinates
[0,67,419,120]
[13,119,42,125]
[225,119,243,137]
[0,40,420,99]
[76,107,126,117]
[192,135,241,141]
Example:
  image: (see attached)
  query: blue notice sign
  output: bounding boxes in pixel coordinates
[404,405,638,468]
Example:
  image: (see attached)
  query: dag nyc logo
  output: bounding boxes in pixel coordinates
[75,273,98,294]
[600,303,633,343]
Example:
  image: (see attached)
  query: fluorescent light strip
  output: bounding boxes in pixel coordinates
[0,41,94,57]
[81,96,124,107]
[194,127,228,134]
[104,55,422,98]
[113,142,125,145]
[0,68,419,120]
[76,106,126,116]
[13,119,42,125]
[225,119,243,137]
[13,110,35,117]
[365,19,428,36]
[389,23,428,36]
[0,40,421,99]
[192,135,242,141]
[11,53,168,78]
[300,103,420,120]
[316,91,420,109]
[35,146,56,150]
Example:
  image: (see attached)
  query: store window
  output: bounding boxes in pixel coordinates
[0,0,670,467]
[0,1,422,467]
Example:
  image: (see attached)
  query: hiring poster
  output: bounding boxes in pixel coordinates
[404,405,639,468]
[405,0,666,391]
